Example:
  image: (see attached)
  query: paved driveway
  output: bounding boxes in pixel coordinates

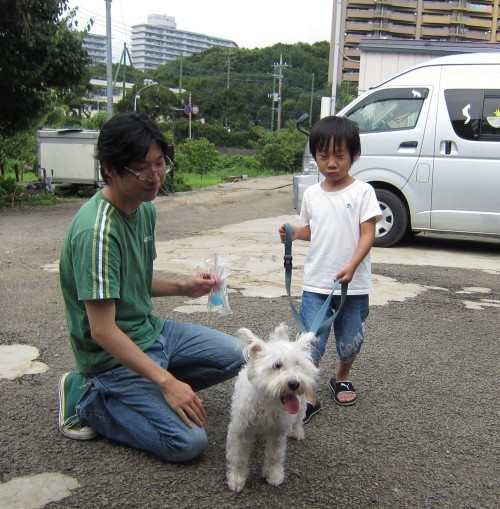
[0,176,498,509]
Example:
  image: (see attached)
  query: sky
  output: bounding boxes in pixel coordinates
[70,0,333,60]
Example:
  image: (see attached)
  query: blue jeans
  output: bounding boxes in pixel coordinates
[76,321,244,462]
[299,292,369,365]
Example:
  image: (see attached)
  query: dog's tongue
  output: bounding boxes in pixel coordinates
[283,395,300,414]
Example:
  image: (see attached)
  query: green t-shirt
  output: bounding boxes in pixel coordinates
[59,191,163,373]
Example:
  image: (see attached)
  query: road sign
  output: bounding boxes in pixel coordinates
[192,105,200,115]
[183,105,191,115]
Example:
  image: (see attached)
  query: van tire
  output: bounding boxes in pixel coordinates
[374,189,408,248]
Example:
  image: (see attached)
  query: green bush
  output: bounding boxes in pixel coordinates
[160,172,192,195]
[0,176,23,206]
[257,123,305,173]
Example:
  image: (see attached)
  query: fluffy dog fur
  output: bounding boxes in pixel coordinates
[226,323,319,492]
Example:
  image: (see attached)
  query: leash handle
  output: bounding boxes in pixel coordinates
[284,223,308,333]
[283,223,348,336]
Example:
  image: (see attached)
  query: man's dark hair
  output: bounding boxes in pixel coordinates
[97,112,168,183]
[309,116,361,161]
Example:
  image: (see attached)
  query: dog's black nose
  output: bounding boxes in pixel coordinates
[288,379,300,391]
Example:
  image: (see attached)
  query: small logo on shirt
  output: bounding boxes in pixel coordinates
[144,235,153,243]
[346,203,353,210]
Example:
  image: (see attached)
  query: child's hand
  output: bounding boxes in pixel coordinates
[334,264,355,284]
[278,224,288,244]
[279,224,311,243]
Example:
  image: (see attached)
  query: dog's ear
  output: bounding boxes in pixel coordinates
[296,332,317,351]
[269,322,289,342]
[237,328,264,361]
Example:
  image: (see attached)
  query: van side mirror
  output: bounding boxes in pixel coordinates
[296,113,310,136]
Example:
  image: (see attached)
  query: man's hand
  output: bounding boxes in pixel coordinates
[183,272,219,298]
[159,377,207,428]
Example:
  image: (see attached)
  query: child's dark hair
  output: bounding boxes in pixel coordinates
[97,112,168,183]
[309,116,361,161]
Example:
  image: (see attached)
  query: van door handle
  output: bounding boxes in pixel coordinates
[399,141,418,148]
[444,141,452,154]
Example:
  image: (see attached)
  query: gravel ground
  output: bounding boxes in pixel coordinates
[0,178,499,509]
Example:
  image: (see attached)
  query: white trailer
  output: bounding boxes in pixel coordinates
[36,128,101,186]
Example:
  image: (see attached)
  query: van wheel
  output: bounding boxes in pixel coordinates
[374,189,408,247]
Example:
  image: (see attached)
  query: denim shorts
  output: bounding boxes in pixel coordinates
[299,291,369,364]
[77,320,244,462]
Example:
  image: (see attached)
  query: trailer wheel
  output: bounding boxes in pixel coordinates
[374,189,408,247]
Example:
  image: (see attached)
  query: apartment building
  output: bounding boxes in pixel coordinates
[83,33,107,64]
[330,0,500,84]
[131,14,237,71]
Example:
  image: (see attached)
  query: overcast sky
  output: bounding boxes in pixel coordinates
[70,0,333,59]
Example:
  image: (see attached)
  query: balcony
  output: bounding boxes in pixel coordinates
[375,0,418,8]
[455,28,492,40]
[421,26,450,37]
[422,1,476,12]
[342,71,360,83]
[464,16,493,28]
[343,47,360,58]
[346,21,376,33]
[343,59,360,71]
[421,25,492,40]
[345,34,362,44]
[347,8,375,19]
[422,14,451,24]
[389,11,418,22]
[372,21,416,34]
[348,0,376,6]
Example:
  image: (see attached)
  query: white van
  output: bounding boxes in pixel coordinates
[293,52,500,247]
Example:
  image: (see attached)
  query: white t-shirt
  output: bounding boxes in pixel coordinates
[299,179,382,295]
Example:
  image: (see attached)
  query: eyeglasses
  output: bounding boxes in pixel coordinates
[123,156,173,181]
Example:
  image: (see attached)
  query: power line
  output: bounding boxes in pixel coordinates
[69,1,131,58]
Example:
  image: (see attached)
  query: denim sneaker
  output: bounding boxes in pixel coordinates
[303,400,321,424]
[58,372,97,440]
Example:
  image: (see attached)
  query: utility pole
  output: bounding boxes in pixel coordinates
[331,0,342,115]
[225,53,231,130]
[188,92,192,139]
[105,0,113,119]
[270,71,276,131]
[309,73,315,126]
[122,43,126,98]
[178,55,183,93]
[112,43,137,102]
[275,54,289,132]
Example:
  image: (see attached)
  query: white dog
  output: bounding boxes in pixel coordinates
[226,323,319,492]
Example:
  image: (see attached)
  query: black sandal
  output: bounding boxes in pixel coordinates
[329,377,357,406]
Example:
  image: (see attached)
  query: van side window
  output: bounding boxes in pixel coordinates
[481,96,500,140]
[345,88,428,133]
[444,90,500,141]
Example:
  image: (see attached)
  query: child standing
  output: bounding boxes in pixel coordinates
[279,116,382,423]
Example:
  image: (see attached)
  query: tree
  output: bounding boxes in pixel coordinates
[175,139,219,179]
[0,0,91,137]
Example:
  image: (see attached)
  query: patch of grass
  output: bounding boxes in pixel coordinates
[182,174,222,189]
[180,169,277,190]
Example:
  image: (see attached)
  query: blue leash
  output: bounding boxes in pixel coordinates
[283,223,347,336]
